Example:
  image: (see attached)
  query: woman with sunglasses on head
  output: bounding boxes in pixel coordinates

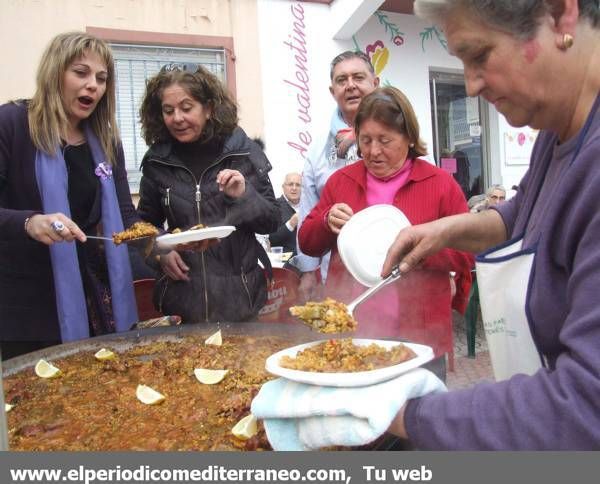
[0,32,139,359]
[298,86,474,378]
[379,0,600,449]
[138,64,279,324]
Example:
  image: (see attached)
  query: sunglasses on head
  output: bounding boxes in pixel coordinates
[160,62,201,73]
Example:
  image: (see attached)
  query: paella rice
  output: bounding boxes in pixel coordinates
[112,221,158,244]
[3,334,288,451]
[289,298,357,333]
[279,338,416,372]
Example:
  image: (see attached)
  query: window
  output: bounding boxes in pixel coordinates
[429,70,489,200]
[110,44,226,193]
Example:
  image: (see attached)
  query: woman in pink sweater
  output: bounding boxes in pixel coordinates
[299,87,473,361]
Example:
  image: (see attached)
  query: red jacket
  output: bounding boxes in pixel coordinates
[298,159,473,356]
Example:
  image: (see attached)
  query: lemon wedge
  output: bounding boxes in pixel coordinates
[204,329,222,346]
[136,384,165,405]
[5,403,14,412]
[94,348,116,361]
[34,359,62,379]
[231,413,258,440]
[194,368,228,385]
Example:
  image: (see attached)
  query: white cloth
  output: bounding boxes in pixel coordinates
[476,238,544,380]
[251,368,446,451]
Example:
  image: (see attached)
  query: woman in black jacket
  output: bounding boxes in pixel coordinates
[138,64,279,323]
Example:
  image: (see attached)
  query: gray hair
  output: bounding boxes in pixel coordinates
[330,50,375,80]
[486,184,506,197]
[414,1,599,39]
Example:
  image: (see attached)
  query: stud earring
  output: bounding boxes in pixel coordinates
[561,33,574,50]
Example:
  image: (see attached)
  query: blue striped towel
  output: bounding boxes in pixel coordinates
[251,368,446,450]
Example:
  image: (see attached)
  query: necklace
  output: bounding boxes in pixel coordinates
[65,136,86,146]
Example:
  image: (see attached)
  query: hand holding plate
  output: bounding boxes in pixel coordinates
[327,203,354,234]
[159,250,190,281]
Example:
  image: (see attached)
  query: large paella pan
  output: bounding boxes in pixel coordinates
[2,322,322,451]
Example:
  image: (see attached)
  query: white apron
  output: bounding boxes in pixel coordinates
[476,92,600,381]
[476,238,545,381]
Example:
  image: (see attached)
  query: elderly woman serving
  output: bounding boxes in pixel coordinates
[298,86,473,372]
[382,0,600,449]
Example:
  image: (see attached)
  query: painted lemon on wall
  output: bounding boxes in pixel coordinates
[366,40,389,76]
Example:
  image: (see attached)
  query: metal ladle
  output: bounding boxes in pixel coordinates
[346,266,402,317]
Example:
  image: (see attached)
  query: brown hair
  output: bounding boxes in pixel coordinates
[139,65,238,146]
[355,86,427,159]
[28,31,119,164]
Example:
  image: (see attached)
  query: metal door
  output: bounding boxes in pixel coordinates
[429,71,489,201]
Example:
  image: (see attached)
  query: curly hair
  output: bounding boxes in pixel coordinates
[139,65,238,146]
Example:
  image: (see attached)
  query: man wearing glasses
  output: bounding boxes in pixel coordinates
[469,184,507,213]
[268,172,302,256]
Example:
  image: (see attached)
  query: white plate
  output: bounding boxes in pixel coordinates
[265,338,434,387]
[337,204,411,287]
[156,226,236,248]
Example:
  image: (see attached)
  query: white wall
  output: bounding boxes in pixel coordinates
[257,0,529,195]
[257,0,334,195]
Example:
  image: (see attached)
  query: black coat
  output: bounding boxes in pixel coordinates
[268,196,297,255]
[138,127,279,323]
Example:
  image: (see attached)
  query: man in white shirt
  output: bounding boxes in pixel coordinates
[294,51,379,301]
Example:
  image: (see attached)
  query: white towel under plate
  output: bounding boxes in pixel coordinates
[251,368,447,451]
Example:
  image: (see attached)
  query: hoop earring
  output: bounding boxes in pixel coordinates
[561,33,574,50]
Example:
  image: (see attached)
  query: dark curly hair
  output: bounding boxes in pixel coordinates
[139,65,238,145]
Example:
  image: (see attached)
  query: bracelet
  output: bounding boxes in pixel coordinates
[24,217,31,234]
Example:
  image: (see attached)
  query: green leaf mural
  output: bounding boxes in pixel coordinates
[352,35,363,53]
[375,11,405,47]
[419,26,448,52]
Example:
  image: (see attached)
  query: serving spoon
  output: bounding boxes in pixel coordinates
[290,266,402,333]
[346,266,402,317]
[85,235,156,244]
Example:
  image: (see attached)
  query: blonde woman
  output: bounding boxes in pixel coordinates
[0,32,139,359]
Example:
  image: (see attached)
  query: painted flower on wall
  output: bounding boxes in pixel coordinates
[365,40,389,76]
[374,12,405,48]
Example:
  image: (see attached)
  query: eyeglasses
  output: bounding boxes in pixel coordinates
[160,63,201,73]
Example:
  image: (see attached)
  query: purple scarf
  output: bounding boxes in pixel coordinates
[35,126,138,341]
